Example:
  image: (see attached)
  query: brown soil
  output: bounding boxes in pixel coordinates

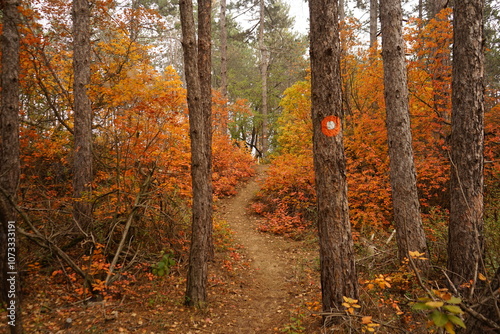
[210,165,319,333]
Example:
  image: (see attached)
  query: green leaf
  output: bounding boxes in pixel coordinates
[447,296,462,304]
[444,305,463,314]
[412,302,432,310]
[430,310,449,327]
[157,268,165,277]
[448,315,466,328]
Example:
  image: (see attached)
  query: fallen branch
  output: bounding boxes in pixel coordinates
[316,311,407,333]
[0,185,95,290]
[104,167,154,287]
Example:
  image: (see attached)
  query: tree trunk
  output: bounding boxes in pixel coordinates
[180,0,214,307]
[72,0,93,231]
[447,0,485,295]
[197,0,213,260]
[369,0,378,48]
[380,0,429,272]
[0,0,22,332]
[219,0,228,97]
[309,0,359,323]
[219,0,229,136]
[426,0,448,19]
[339,0,345,21]
[259,0,270,158]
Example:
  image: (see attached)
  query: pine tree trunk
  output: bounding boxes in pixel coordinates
[72,0,93,231]
[309,0,358,323]
[180,0,214,307]
[219,0,228,97]
[369,0,378,48]
[219,0,229,136]
[339,0,345,21]
[380,0,429,272]
[259,0,269,158]
[447,0,485,294]
[426,0,448,19]
[0,0,22,332]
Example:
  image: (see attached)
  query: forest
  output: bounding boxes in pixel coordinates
[0,0,499,333]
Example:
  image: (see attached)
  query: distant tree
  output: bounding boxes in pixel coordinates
[447,0,485,293]
[180,0,214,307]
[484,0,500,93]
[0,1,23,332]
[309,0,359,323]
[369,0,378,47]
[258,0,270,157]
[380,0,429,271]
[72,0,93,230]
[223,0,307,155]
[219,0,228,97]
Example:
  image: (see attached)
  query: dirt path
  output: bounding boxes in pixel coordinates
[213,165,317,333]
[0,165,319,334]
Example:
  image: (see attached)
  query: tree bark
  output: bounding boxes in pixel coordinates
[339,0,345,21]
[219,0,228,97]
[0,0,23,332]
[259,0,269,158]
[426,0,448,20]
[309,0,359,323]
[72,0,93,231]
[447,0,485,295]
[180,0,214,307]
[380,0,429,273]
[369,0,378,48]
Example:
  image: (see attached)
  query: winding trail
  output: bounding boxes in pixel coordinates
[214,165,314,333]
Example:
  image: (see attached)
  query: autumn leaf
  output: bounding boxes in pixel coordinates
[425,301,444,308]
[361,316,373,324]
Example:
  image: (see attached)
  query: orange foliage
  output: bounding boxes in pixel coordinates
[16,0,255,297]
[254,12,500,239]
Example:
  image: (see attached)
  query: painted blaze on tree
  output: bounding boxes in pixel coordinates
[309,0,358,323]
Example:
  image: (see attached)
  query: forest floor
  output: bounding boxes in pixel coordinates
[2,165,325,333]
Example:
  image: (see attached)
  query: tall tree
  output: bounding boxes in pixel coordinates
[309,0,359,322]
[219,0,228,97]
[369,0,378,47]
[259,0,270,157]
[0,1,23,332]
[218,0,229,136]
[72,0,93,230]
[447,0,485,293]
[180,0,214,306]
[380,0,429,271]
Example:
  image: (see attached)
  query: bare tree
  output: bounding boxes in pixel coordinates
[447,0,485,295]
[180,0,214,307]
[72,0,93,230]
[0,0,23,332]
[380,0,429,272]
[309,0,359,322]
